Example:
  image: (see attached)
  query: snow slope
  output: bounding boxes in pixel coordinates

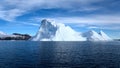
[82,30,113,41]
[82,30,105,41]
[99,30,113,41]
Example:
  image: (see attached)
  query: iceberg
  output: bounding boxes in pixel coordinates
[31,19,113,41]
[31,19,86,41]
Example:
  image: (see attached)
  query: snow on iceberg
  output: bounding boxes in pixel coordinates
[31,19,113,41]
[82,30,105,41]
[99,30,113,41]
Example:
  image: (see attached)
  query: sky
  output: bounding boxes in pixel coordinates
[0,0,120,39]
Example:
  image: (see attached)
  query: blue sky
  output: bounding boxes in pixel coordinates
[0,0,120,39]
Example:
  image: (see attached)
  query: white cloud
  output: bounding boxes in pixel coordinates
[0,9,25,21]
[22,22,40,26]
[31,14,120,30]
[1,0,102,9]
[33,14,120,25]
[87,26,120,30]
[88,26,99,29]
[0,0,103,21]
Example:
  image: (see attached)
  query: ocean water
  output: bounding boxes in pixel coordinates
[0,41,120,68]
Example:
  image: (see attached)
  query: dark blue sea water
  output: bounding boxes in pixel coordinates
[0,41,120,68]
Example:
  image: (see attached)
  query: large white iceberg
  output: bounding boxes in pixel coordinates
[31,19,113,41]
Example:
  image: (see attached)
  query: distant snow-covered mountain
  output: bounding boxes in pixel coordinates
[0,31,9,38]
[0,31,31,40]
[31,19,113,41]
[0,31,18,38]
[0,31,6,35]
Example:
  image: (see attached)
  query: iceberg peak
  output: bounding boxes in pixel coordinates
[41,19,56,27]
[99,30,113,41]
[82,30,105,41]
[87,30,97,35]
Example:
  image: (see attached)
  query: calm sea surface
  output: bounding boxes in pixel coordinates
[0,41,120,68]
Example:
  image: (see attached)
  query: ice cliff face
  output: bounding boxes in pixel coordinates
[31,19,113,41]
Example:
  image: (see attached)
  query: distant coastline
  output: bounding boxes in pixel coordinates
[0,33,31,40]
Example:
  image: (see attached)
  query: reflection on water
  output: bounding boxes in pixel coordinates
[0,41,120,68]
